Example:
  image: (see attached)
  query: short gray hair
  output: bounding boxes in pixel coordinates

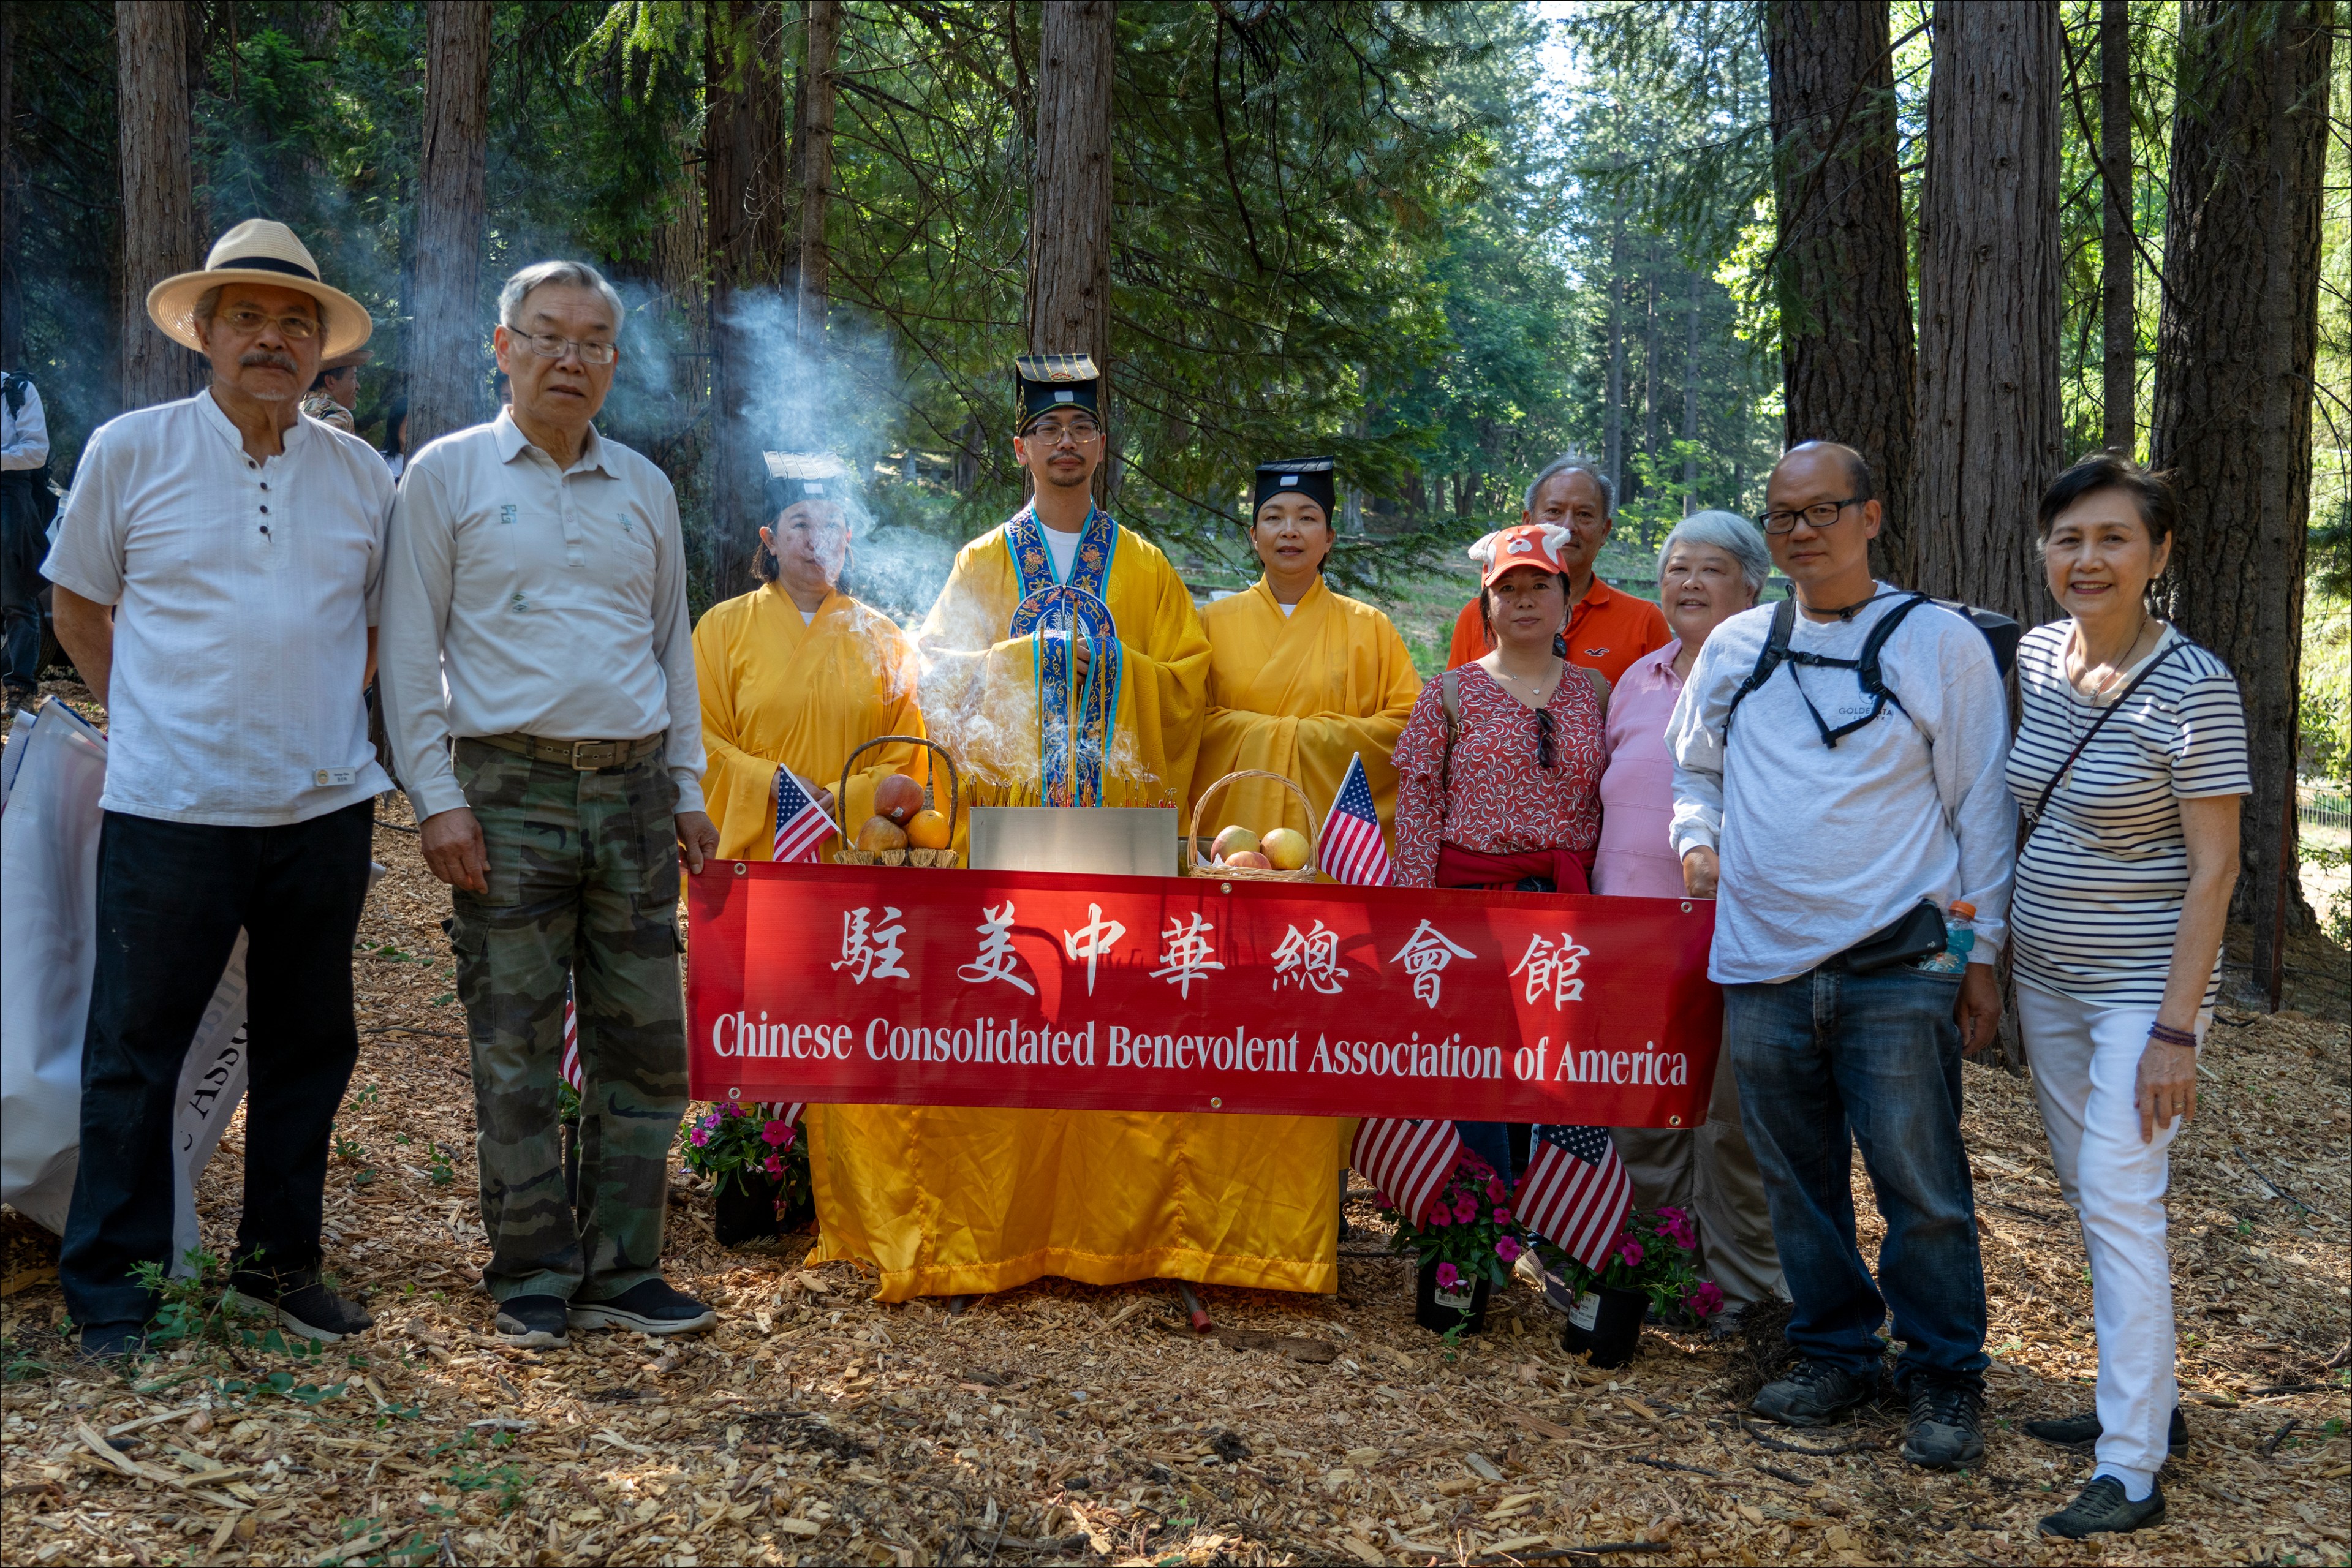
[1660,508,1772,596]
[497,260,626,337]
[1524,454,1614,516]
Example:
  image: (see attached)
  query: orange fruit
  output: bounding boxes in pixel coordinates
[905,809,951,850]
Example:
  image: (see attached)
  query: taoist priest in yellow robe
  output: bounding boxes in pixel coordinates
[692,452,926,862]
[1192,455,1420,851]
[808,355,1343,1302]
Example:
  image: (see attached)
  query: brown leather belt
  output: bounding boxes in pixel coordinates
[471,731,667,771]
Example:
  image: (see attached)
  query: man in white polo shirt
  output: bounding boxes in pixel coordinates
[44,220,391,1359]
[379,259,719,1350]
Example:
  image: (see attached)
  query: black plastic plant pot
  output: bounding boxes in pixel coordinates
[711,1170,785,1246]
[1415,1259,1492,1334]
[1560,1284,1647,1367]
[777,1188,818,1235]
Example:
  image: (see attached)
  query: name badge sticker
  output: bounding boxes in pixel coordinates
[314,767,357,788]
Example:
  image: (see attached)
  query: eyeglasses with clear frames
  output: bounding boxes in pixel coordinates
[504,328,619,366]
[217,307,320,340]
[1025,419,1103,448]
[1756,496,1864,535]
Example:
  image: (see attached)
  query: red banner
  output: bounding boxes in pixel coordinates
[686,861,1722,1127]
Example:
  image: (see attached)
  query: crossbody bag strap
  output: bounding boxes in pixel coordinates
[1438,668,1461,802]
[2027,638,2187,831]
[1580,665,1609,719]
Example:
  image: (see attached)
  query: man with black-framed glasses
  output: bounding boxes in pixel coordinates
[379,258,719,1349]
[1665,440,2013,1473]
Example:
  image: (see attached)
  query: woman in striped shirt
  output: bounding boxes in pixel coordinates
[2008,454,2248,1541]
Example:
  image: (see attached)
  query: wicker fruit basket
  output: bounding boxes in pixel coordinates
[832,735,962,869]
[1182,769,1319,883]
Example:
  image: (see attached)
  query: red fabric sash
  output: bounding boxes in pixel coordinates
[1435,840,1595,895]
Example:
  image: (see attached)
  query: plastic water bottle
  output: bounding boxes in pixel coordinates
[1918,901,1977,974]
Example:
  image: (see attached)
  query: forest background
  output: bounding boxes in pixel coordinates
[3,0,2348,989]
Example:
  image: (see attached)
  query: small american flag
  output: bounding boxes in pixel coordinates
[1318,752,1393,888]
[1516,1123,1633,1272]
[560,973,582,1091]
[773,766,837,863]
[1350,1117,1468,1229]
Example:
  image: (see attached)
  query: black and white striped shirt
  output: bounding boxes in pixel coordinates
[2006,623,2250,1008]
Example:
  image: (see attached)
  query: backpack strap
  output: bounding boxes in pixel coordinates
[1579,665,1609,720]
[1437,668,1461,802]
[1722,597,1797,739]
[1,374,23,420]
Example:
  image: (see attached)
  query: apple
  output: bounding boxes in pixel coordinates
[1211,824,1260,864]
[1261,827,1309,870]
[873,774,925,825]
[1225,850,1272,870]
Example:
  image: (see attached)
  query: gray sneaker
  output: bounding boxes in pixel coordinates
[1752,1359,1873,1427]
[2039,1476,2165,1538]
[1902,1378,1986,1469]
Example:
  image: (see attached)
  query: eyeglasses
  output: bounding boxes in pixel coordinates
[216,307,320,340]
[1026,421,1103,448]
[1757,497,1864,535]
[504,328,618,366]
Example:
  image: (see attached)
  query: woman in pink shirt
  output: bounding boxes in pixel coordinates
[1592,510,1786,1322]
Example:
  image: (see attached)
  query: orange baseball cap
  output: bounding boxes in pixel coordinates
[1470,522,1577,588]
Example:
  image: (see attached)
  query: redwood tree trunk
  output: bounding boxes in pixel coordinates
[798,0,840,356]
[117,0,200,410]
[1763,0,1918,582]
[2150,0,2334,981]
[1681,269,1701,513]
[1029,0,1114,388]
[1603,212,1624,500]
[2100,0,2135,453]
[1908,0,2062,635]
[407,0,490,451]
[705,0,787,590]
[1,1,18,369]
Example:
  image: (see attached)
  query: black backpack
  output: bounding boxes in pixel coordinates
[1,374,56,529]
[1723,592,2019,748]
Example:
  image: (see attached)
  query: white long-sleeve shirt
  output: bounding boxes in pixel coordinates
[377,410,705,821]
[1,374,48,472]
[1668,587,2015,986]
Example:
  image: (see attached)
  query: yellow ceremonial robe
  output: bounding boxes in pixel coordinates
[691,585,926,862]
[809,517,1340,1301]
[1191,575,1421,851]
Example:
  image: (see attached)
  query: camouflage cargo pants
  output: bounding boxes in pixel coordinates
[448,739,687,1304]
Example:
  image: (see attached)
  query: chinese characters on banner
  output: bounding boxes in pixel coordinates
[687,862,1723,1128]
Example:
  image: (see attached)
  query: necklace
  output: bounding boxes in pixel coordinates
[2070,611,2152,698]
[1489,660,1559,703]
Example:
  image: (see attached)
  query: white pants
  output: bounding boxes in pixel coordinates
[2017,983,2193,1477]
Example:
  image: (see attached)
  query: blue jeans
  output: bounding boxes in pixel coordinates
[1725,963,1987,1390]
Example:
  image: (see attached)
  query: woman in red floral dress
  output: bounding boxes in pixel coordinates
[1391,521,1609,1179]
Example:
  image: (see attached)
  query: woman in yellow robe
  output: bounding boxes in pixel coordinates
[691,456,925,861]
[809,363,1340,1302]
[1192,456,1421,851]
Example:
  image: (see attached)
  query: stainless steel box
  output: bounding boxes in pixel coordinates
[967,805,1180,878]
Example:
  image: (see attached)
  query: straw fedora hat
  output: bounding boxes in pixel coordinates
[146,219,374,360]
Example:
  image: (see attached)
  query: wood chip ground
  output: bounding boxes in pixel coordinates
[2,772,2347,1566]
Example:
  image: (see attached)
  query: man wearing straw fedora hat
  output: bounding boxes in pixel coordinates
[43,219,394,1358]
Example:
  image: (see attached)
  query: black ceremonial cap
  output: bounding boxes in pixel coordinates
[1014,353,1102,432]
[1252,455,1337,518]
[763,451,853,518]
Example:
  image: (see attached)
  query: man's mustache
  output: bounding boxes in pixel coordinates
[239,350,299,373]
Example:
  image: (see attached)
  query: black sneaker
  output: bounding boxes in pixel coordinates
[1752,1359,1873,1427]
[2039,1476,2166,1538]
[493,1294,572,1349]
[230,1268,373,1342]
[2022,1406,2188,1459]
[75,1322,151,1365]
[1902,1378,1986,1469]
[567,1278,716,1336]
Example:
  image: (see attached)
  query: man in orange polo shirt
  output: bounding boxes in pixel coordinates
[1444,457,1669,686]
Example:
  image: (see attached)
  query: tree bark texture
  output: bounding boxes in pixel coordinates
[407,0,490,452]
[1,1,18,369]
[705,0,788,592]
[798,0,841,356]
[2099,0,2135,454]
[1682,269,1701,514]
[116,0,200,411]
[2150,0,2334,963]
[1908,0,2063,635]
[1763,0,1918,582]
[1029,0,1114,376]
[1603,213,1624,500]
